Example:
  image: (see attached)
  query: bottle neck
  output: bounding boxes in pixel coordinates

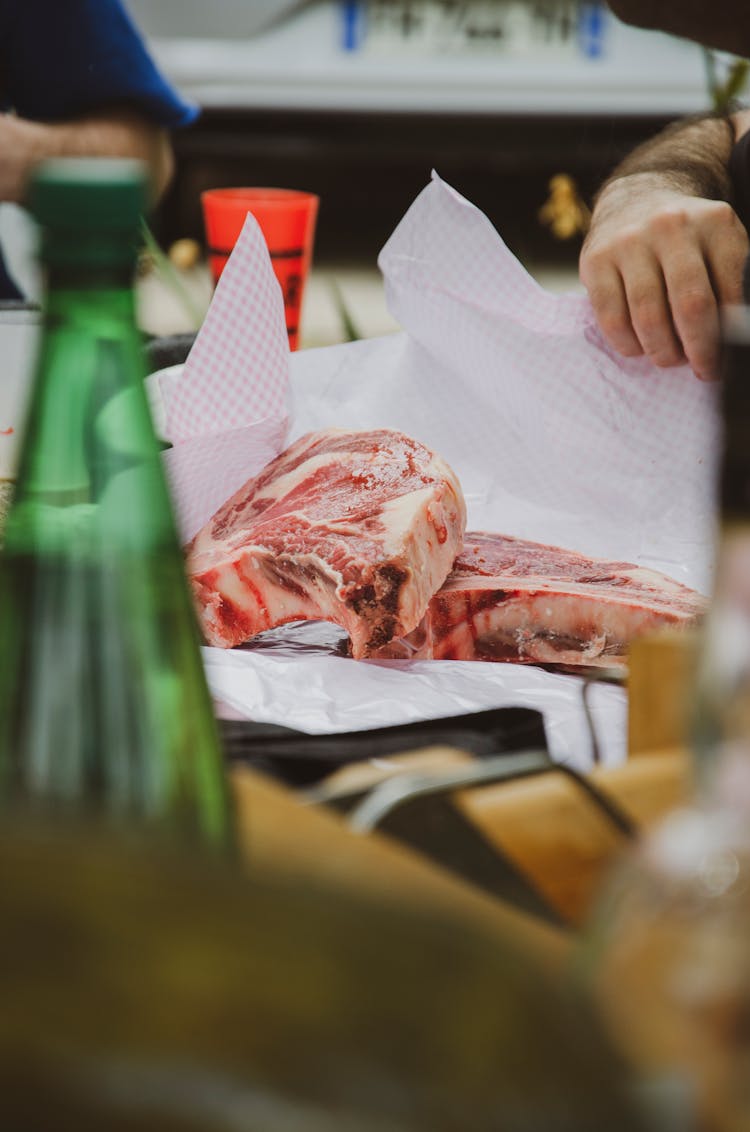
[39,257,141,384]
[42,259,138,328]
[44,260,136,295]
[11,255,144,510]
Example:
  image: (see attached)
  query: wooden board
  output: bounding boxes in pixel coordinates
[229,761,571,969]
[628,629,699,757]
[454,750,690,927]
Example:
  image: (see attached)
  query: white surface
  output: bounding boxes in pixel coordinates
[140,1,718,116]
[0,311,40,481]
[201,624,626,771]
[0,204,40,302]
[371,174,717,591]
[125,0,304,40]
[149,173,717,770]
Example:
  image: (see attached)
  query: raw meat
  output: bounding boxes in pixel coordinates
[376,532,706,668]
[186,428,466,657]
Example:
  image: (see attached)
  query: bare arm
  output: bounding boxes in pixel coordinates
[0,108,174,205]
[580,111,750,380]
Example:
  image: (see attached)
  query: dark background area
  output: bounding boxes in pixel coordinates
[154,108,674,266]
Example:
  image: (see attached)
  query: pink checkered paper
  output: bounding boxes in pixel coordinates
[157,213,291,540]
[166,213,289,440]
[162,416,289,544]
[285,174,718,591]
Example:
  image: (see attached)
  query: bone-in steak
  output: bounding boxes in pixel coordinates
[186,429,467,657]
[377,531,706,668]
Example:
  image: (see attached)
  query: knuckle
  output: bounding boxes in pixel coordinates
[615,339,643,358]
[651,346,684,369]
[583,276,620,319]
[586,227,640,262]
[648,208,690,238]
[646,200,743,244]
[580,245,612,280]
[629,294,662,330]
[675,289,713,324]
[707,200,740,230]
[611,227,643,256]
[597,308,628,341]
[578,252,596,286]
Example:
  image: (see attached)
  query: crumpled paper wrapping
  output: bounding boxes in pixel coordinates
[154,211,291,541]
[156,174,719,769]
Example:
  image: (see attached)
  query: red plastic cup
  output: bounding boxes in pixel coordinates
[201,187,319,351]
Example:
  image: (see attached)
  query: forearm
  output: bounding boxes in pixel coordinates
[581,112,750,380]
[0,109,174,204]
[598,113,736,207]
[590,111,750,245]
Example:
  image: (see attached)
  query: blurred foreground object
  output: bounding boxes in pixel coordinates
[628,630,700,756]
[587,306,750,1131]
[0,478,10,535]
[0,159,231,849]
[0,819,644,1131]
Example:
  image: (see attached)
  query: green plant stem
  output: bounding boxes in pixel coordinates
[140,220,204,332]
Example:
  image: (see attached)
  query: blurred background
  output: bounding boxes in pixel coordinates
[113,2,744,345]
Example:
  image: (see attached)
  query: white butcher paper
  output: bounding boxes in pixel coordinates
[154,172,720,771]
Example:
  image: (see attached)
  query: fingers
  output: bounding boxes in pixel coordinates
[579,255,643,358]
[620,247,686,369]
[581,237,684,368]
[703,204,749,307]
[661,247,719,380]
[582,197,749,381]
[662,202,748,379]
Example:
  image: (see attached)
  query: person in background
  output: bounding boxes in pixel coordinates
[0,0,197,299]
[607,0,748,57]
[580,1,750,381]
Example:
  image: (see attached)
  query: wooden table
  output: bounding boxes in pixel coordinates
[230,763,571,968]
[228,627,697,948]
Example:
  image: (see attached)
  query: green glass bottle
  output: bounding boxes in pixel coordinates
[0,158,231,850]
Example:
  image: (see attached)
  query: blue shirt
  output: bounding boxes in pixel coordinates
[0,0,198,297]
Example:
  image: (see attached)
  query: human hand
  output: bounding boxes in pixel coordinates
[0,114,41,202]
[0,111,174,205]
[579,173,749,381]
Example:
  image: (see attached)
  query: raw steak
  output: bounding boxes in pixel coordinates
[186,428,466,658]
[376,531,706,668]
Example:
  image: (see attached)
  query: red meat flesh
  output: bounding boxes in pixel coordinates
[377,531,706,668]
[186,428,467,658]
